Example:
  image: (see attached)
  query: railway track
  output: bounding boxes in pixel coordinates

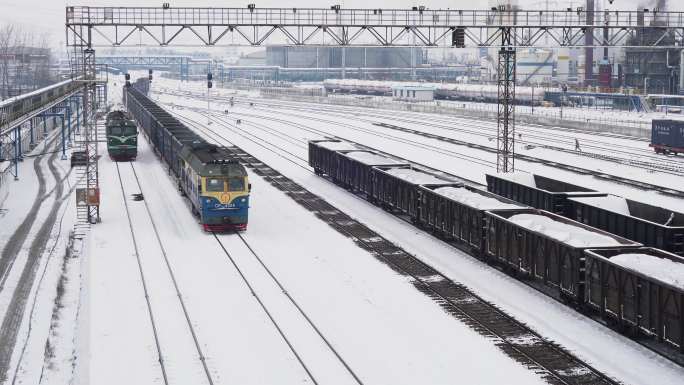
[159,88,684,170]
[219,100,684,199]
[170,109,622,385]
[159,89,684,198]
[114,162,169,385]
[200,101,684,201]
[205,107,684,367]
[116,161,214,385]
[212,233,363,385]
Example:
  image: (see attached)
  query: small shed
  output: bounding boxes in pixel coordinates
[391,85,434,102]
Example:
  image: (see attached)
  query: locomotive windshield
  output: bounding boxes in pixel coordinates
[229,177,245,191]
[108,126,123,136]
[206,178,224,192]
[123,125,137,136]
[206,177,245,192]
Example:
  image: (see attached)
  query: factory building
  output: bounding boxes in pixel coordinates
[0,46,52,99]
[391,85,435,102]
[517,49,554,85]
[623,3,680,94]
[265,47,425,69]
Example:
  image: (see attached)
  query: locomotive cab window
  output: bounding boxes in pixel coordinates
[109,126,123,136]
[124,125,137,135]
[207,178,224,192]
[229,177,245,192]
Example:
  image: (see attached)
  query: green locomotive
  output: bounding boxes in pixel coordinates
[105,110,138,161]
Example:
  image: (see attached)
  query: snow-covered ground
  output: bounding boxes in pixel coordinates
[0,126,79,385]
[151,78,684,384]
[3,74,684,385]
[79,98,553,385]
[210,96,684,212]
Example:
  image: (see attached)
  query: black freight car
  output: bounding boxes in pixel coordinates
[309,139,359,180]
[651,119,684,155]
[584,247,684,352]
[486,172,606,216]
[568,195,684,256]
[417,184,525,253]
[338,150,408,195]
[370,166,461,218]
[485,208,641,302]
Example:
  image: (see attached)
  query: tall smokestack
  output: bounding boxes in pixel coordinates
[585,0,594,86]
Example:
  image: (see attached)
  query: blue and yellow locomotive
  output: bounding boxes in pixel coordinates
[179,144,250,231]
[124,82,250,231]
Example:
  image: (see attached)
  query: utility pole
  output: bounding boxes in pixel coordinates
[497,26,516,173]
[207,72,213,125]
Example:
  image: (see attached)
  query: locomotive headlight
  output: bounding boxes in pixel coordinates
[241,198,246,203]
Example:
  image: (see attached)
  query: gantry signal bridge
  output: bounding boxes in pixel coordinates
[66,6,684,221]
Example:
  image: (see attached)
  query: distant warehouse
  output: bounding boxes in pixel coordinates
[391,85,434,102]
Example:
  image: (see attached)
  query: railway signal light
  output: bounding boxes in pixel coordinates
[452,27,465,48]
[148,69,153,81]
[207,81,213,89]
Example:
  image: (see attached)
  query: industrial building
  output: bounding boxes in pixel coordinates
[0,46,52,99]
[391,85,435,102]
[623,7,681,94]
[265,47,425,69]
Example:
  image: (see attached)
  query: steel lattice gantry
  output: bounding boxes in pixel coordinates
[65,6,684,206]
[65,7,684,48]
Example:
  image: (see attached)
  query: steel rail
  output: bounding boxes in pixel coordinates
[113,162,169,385]
[127,161,215,385]
[170,102,684,369]
[213,233,364,385]
[211,234,320,385]
[171,108,621,385]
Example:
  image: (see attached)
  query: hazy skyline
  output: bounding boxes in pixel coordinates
[1,0,678,49]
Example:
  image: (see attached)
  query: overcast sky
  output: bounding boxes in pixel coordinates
[2,0,679,49]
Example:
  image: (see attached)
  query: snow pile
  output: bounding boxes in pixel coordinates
[497,172,537,188]
[345,151,404,166]
[384,167,451,185]
[611,253,684,290]
[570,196,630,216]
[508,214,623,248]
[316,141,358,151]
[434,187,521,210]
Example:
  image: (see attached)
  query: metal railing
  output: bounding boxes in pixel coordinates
[0,79,82,135]
[66,6,684,28]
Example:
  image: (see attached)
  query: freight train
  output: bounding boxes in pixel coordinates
[124,81,250,231]
[105,110,138,161]
[322,79,649,111]
[323,79,553,105]
[309,139,684,355]
[651,119,684,155]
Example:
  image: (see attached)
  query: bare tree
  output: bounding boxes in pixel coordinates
[0,25,55,99]
[0,24,15,99]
